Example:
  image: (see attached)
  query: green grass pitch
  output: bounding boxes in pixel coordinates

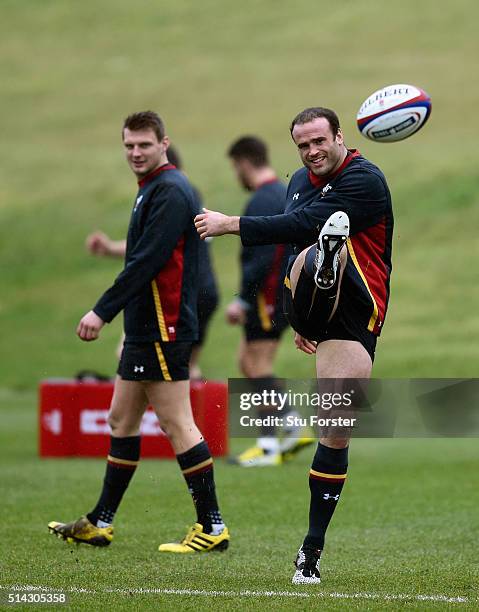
[1,392,478,610]
[1,0,479,609]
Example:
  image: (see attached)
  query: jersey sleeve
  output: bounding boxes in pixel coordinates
[93,185,191,323]
[239,169,388,246]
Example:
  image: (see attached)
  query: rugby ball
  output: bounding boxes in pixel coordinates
[357,84,431,142]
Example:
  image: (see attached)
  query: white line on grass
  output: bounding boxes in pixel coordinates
[0,584,474,604]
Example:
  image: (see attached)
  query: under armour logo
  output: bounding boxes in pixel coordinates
[323,493,340,501]
[133,195,143,212]
[292,192,299,200]
[322,184,332,194]
[134,365,145,373]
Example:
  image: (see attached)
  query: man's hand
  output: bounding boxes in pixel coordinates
[194,208,240,239]
[294,332,317,355]
[86,231,112,255]
[225,300,246,325]
[77,310,105,341]
[86,231,126,257]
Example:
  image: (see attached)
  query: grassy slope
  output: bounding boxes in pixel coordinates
[0,0,478,386]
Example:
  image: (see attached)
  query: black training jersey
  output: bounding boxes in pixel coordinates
[239,179,291,324]
[93,164,200,342]
[239,151,393,335]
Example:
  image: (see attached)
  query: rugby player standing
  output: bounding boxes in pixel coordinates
[49,112,229,554]
[195,107,393,583]
[226,136,312,466]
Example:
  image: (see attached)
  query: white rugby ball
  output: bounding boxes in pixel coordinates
[357,84,431,142]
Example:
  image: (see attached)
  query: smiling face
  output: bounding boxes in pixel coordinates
[123,127,169,178]
[291,117,346,177]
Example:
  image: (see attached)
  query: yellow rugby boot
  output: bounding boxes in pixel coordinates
[158,523,229,553]
[229,444,282,467]
[48,516,113,547]
[281,436,315,462]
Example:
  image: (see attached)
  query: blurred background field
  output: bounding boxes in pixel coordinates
[1,0,478,385]
[1,0,478,608]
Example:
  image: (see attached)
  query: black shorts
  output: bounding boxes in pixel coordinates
[117,341,192,381]
[244,301,289,342]
[283,264,377,362]
[195,286,219,347]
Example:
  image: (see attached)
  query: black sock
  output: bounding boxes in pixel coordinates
[176,441,223,534]
[303,442,348,550]
[87,435,141,526]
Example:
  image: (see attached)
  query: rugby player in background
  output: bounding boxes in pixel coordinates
[226,136,312,467]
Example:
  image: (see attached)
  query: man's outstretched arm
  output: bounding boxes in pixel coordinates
[86,231,126,258]
[195,207,302,245]
[195,170,389,246]
[195,208,240,238]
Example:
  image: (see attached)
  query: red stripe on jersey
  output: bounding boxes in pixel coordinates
[349,218,389,334]
[308,149,361,188]
[138,163,176,188]
[154,236,185,341]
[262,244,286,309]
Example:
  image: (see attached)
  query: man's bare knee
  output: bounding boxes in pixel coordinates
[107,378,147,436]
[238,353,253,378]
[107,409,143,436]
[156,410,190,437]
[240,340,277,378]
[241,360,259,379]
[144,380,203,453]
[107,411,121,432]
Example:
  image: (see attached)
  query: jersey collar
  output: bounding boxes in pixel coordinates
[256,177,279,189]
[138,163,176,188]
[308,149,360,188]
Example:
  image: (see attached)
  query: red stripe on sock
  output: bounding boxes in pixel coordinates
[107,459,138,470]
[185,464,213,477]
[309,474,346,483]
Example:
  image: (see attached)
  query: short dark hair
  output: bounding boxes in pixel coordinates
[290,107,340,137]
[166,144,182,170]
[227,136,269,167]
[122,111,165,141]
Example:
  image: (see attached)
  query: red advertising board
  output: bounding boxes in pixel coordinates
[39,379,228,458]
